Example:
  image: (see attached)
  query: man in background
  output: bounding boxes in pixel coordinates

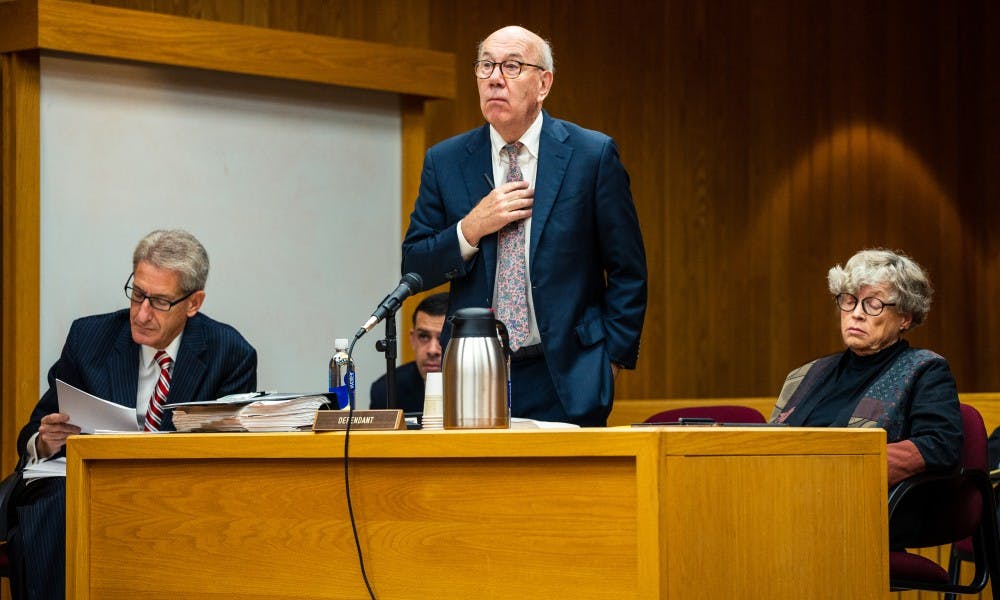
[370,292,448,412]
[402,26,647,426]
[5,229,257,600]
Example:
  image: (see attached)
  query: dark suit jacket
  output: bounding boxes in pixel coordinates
[369,361,425,413]
[401,111,647,424]
[17,308,257,456]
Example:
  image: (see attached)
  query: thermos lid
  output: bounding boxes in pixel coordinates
[450,307,499,337]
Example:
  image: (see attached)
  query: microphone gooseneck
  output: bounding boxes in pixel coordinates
[355,273,424,339]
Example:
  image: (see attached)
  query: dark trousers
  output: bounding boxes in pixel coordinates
[7,477,66,600]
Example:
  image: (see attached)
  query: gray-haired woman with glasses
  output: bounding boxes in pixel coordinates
[769,248,962,489]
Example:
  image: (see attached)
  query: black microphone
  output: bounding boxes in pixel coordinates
[356,273,424,338]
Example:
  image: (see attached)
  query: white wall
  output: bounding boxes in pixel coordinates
[39,54,404,407]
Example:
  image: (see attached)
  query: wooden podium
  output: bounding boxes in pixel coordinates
[66,427,888,599]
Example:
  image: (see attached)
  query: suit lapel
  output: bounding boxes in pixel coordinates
[461,125,499,292]
[530,114,572,266]
[168,314,209,404]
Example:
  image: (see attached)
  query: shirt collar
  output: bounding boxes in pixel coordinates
[489,111,544,163]
[141,332,183,368]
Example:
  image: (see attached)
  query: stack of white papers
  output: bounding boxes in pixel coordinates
[169,393,331,432]
[23,457,67,481]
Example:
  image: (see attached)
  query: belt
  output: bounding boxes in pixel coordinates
[510,343,543,362]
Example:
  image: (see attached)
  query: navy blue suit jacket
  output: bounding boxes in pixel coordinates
[402,112,647,424]
[17,309,257,456]
[369,361,425,413]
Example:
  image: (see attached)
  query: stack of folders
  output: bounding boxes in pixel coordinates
[169,392,331,432]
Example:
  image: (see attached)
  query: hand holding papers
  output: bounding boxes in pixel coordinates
[55,379,140,433]
[169,392,332,432]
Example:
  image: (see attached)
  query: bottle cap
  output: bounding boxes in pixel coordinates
[334,338,349,350]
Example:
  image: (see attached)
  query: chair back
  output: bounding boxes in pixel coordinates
[961,403,990,471]
[890,403,988,549]
[888,403,1000,597]
[643,405,766,424]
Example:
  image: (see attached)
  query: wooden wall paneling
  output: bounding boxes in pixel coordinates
[612,2,668,399]
[961,1,1000,394]
[0,51,41,474]
[239,0,268,28]
[398,95,431,360]
[830,0,869,251]
[0,1,40,50]
[957,0,989,394]
[16,0,997,399]
[715,2,766,396]
[877,0,973,394]
[746,0,795,397]
[660,0,706,398]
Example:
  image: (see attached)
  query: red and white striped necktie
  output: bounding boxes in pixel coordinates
[143,350,173,432]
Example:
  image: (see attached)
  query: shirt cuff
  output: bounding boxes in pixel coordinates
[25,432,46,466]
[457,220,480,261]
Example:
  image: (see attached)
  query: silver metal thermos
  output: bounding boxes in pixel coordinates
[442,307,511,429]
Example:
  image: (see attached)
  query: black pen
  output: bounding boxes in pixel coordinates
[482,172,494,188]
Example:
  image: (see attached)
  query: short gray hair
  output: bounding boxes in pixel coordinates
[827,248,933,326]
[478,28,555,73]
[536,36,555,72]
[132,229,209,292]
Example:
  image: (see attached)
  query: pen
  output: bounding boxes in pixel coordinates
[482,172,494,188]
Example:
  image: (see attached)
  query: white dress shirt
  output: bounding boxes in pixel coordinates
[136,333,183,427]
[457,111,544,348]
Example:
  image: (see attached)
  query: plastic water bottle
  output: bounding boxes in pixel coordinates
[328,338,352,409]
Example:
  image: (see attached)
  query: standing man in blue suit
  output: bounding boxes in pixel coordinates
[402,26,647,426]
[6,229,257,600]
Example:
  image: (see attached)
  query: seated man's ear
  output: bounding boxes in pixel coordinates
[185,290,206,317]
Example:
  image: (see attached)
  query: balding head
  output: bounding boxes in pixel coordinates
[476,25,555,142]
[478,26,554,72]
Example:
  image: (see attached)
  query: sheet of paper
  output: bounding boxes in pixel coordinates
[22,457,66,481]
[510,418,580,429]
[56,379,140,433]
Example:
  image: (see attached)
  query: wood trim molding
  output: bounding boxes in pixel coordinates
[399,96,426,365]
[0,0,455,100]
[1,51,41,473]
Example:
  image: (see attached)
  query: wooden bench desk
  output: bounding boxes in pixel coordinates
[67,428,887,599]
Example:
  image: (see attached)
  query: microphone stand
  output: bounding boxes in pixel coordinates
[374,315,398,409]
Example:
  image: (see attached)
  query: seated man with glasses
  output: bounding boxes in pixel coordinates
[768,248,962,490]
[4,229,256,600]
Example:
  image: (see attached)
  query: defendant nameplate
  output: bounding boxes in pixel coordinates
[313,409,405,431]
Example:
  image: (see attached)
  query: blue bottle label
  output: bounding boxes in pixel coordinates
[330,385,350,409]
